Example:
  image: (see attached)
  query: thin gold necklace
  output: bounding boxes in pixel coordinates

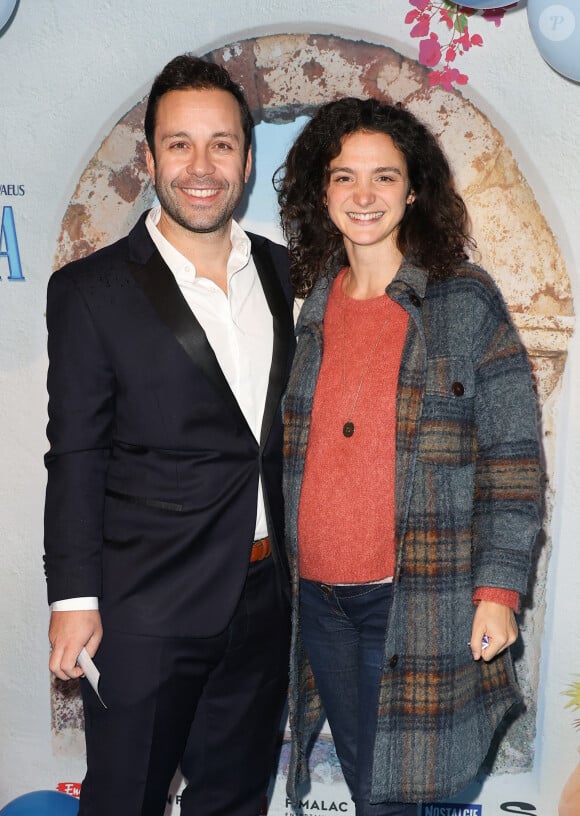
[340,277,389,438]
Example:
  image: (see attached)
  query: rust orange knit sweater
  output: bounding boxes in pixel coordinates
[298,269,407,583]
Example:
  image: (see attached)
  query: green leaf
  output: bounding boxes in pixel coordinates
[454,13,469,33]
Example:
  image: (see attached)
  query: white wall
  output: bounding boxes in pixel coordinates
[1,1,579,812]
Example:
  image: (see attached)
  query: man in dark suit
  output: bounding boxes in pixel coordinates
[44,55,294,816]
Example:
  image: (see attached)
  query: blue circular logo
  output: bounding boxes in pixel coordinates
[0,791,79,816]
[0,0,18,35]
[528,0,580,81]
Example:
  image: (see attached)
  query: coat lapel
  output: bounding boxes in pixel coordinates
[129,248,248,427]
[127,218,292,444]
[250,235,293,449]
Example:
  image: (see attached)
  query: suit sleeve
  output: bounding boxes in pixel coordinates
[44,268,115,604]
[471,276,542,596]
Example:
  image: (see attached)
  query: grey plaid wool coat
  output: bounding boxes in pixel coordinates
[283,260,542,804]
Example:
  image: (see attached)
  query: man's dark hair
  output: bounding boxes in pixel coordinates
[144,54,254,159]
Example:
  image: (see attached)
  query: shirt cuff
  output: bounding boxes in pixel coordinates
[473,587,520,613]
[51,597,99,612]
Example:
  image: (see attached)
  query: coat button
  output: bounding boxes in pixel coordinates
[451,381,464,397]
[389,654,399,668]
[409,293,421,308]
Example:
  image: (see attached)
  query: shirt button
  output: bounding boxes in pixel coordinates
[389,654,399,668]
[452,381,465,397]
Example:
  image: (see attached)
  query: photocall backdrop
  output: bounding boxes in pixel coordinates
[1,3,579,815]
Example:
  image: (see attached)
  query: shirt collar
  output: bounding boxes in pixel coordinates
[145,204,252,287]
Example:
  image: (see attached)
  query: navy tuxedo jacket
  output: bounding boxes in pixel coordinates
[44,212,295,638]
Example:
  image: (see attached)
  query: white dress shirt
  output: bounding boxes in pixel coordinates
[52,207,274,611]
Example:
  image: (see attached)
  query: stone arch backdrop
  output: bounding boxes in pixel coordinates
[52,33,574,784]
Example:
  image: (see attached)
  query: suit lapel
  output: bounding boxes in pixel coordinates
[130,249,248,426]
[250,235,293,448]
[128,216,292,446]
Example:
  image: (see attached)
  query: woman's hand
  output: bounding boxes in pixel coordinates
[469,601,518,662]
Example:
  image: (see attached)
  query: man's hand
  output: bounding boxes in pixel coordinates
[48,610,103,680]
[469,600,518,662]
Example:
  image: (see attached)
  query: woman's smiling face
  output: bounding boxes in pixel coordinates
[325,129,414,256]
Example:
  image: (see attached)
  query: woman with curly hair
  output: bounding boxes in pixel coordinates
[277,98,541,815]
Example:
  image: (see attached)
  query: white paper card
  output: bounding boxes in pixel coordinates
[77,647,107,708]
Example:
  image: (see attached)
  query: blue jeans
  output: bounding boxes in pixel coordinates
[299,578,417,816]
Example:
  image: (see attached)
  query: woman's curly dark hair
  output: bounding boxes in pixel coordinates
[275,97,474,297]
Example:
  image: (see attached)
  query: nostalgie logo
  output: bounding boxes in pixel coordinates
[0,182,25,280]
[421,805,482,816]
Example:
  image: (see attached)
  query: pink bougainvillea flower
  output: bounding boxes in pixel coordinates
[405,1,507,90]
[439,8,454,28]
[446,67,468,86]
[482,9,507,27]
[437,66,469,91]
[428,69,442,87]
[410,16,430,38]
[458,30,472,51]
[419,32,442,67]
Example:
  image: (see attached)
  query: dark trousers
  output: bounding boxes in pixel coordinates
[299,579,417,816]
[79,557,290,816]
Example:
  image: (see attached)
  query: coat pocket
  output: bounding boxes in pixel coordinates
[105,488,185,513]
[417,356,476,466]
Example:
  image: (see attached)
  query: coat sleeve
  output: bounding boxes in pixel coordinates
[43,267,115,604]
[470,274,542,595]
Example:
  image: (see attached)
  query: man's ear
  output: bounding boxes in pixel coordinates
[244,146,253,184]
[145,145,156,183]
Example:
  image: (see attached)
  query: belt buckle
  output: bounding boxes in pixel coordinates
[251,536,270,563]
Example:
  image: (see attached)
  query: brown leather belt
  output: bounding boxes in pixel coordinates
[250,536,271,563]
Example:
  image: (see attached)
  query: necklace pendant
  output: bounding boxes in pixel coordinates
[343,421,355,438]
